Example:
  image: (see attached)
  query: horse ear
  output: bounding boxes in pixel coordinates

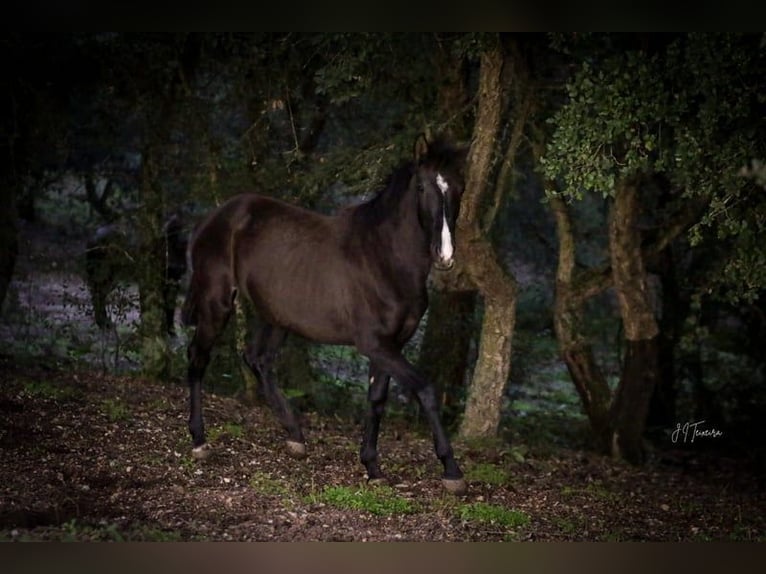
[454,143,470,174]
[413,133,430,163]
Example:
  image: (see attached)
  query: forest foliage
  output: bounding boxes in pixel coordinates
[1,33,764,464]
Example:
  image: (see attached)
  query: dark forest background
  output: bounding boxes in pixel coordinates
[1,33,765,492]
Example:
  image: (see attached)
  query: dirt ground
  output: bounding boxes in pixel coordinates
[0,355,764,542]
[1,221,765,542]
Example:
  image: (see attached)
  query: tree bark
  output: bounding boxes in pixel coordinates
[137,142,170,380]
[608,178,660,464]
[648,247,679,427]
[550,194,612,452]
[0,183,18,313]
[455,42,519,439]
[417,290,476,427]
[458,239,517,438]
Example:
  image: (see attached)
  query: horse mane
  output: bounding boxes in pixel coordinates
[348,161,416,227]
[346,136,465,227]
[418,136,466,171]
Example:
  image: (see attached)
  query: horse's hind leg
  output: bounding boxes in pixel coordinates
[187,286,234,459]
[85,251,111,329]
[163,278,181,336]
[91,282,110,329]
[243,323,307,457]
[360,363,391,484]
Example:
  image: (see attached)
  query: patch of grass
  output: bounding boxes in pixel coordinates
[586,482,618,503]
[126,525,185,542]
[601,529,628,542]
[465,462,510,486]
[179,455,197,472]
[553,515,584,536]
[207,422,244,442]
[309,485,416,516]
[561,481,618,503]
[146,397,172,412]
[458,435,508,454]
[283,387,308,400]
[560,485,577,497]
[545,388,581,407]
[249,471,292,497]
[21,379,79,401]
[458,502,530,529]
[102,398,130,422]
[57,519,184,542]
[728,522,763,542]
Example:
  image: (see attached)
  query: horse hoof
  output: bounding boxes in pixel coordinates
[368,477,390,487]
[286,440,307,458]
[442,478,467,495]
[191,443,212,460]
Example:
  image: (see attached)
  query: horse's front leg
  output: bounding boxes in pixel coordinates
[360,343,466,494]
[360,363,391,484]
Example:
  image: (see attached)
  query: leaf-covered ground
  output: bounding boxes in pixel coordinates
[1,357,764,542]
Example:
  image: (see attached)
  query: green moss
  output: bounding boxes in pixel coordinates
[101,398,130,422]
[310,485,416,516]
[465,462,510,485]
[21,379,79,401]
[207,422,244,442]
[249,471,292,497]
[458,502,530,528]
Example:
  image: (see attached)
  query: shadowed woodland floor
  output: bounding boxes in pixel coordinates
[1,357,765,542]
[1,222,765,541]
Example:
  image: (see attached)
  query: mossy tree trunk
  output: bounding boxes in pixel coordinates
[458,243,517,438]
[536,120,696,457]
[549,193,612,452]
[137,142,170,380]
[608,178,660,464]
[453,40,522,439]
[0,182,18,313]
[648,246,680,427]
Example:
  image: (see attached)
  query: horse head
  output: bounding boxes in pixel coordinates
[412,134,468,271]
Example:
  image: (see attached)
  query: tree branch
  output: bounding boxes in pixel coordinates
[570,198,704,306]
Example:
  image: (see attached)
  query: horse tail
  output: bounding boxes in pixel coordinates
[181,195,250,329]
[181,279,198,327]
[181,226,199,327]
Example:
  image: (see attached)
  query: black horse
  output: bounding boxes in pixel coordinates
[85,214,187,335]
[182,136,468,493]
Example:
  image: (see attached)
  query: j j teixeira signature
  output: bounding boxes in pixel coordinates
[671,420,723,444]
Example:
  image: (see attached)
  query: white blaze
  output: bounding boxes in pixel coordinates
[436,173,454,262]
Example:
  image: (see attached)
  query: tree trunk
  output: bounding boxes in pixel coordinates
[608,178,660,464]
[137,143,170,380]
[648,247,679,427]
[454,40,520,439]
[418,289,476,427]
[550,195,612,452]
[0,183,18,313]
[459,244,517,437]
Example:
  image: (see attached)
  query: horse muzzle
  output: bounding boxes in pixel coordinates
[433,257,455,271]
